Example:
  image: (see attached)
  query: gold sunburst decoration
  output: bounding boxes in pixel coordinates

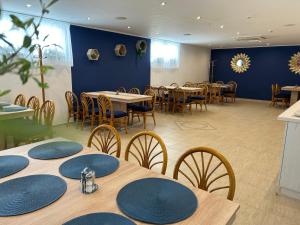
[231,53,251,73]
[289,52,300,74]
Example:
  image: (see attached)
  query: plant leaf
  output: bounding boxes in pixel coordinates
[10,15,25,29]
[46,0,59,8]
[0,89,11,97]
[23,36,32,48]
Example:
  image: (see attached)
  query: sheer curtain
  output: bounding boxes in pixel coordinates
[0,11,73,67]
[151,39,180,69]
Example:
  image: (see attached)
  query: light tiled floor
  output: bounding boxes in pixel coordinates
[54,100,300,225]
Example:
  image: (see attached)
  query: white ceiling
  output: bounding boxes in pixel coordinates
[2,0,300,48]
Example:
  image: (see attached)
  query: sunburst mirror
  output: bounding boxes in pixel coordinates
[231,53,251,73]
[289,52,300,74]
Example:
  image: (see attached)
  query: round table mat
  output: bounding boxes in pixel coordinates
[28,141,83,160]
[0,174,67,216]
[63,212,137,225]
[59,154,119,179]
[117,178,198,224]
[0,155,29,179]
[0,102,10,107]
[0,106,27,112]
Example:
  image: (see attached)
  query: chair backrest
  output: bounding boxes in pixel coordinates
[87,124,121,158]
[170,83,179,87]
[216,81,224,85]
[81,92,95,116]
[197,84,208,96]
[128,88,140,94]
[144,89,156,111]
[97,94,114,124]
[65,91,79,115]
[174,88,189,103]
[158,86,168,100]
[14,94,26,106]
[116,87,126,93]
[27,96,40,120]
[125,131,168,174]
[210,85,221,97]
[39,100,55,127]
[173,147,236,200]
[227,81,238,92]
[183,82,193,87]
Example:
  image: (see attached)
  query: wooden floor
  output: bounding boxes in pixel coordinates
[54,100,300,225]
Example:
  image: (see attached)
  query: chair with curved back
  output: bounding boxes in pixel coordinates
[97,94,128,133]
[27,96,40,121]
[170,83,179,87]
[87,124,121,158]
[223,81,238,103]
[131,89,156,129]
[80,92,98,130]
[183,82,193,87]
[128,88,141,95]
[116,87,126,93]
[173,88,192,113]
[209,84,223,104]
[271,84,289,107]
[39,100,55,129]
[216,81,224,85]
[173,146,236,200]
[14,94,26,106]
[65,91,80,126]
[125,131,168,174]
[190,84,208,111]
[158,86,169,112]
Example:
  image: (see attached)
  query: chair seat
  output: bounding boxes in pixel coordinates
[178,97,192,104]
[223,90,235,94]
[128,103,139,109]
[166,96,175,102]
[131,105,153,112]
[190,95,206,100]
[275,92,290,99]
[106,110,128,118]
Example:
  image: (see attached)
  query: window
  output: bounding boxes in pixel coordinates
[0,12,73,67]
[151,39,180,69]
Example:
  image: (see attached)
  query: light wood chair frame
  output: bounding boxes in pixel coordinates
[158,86,169,112]
[27,96,40,121]
[125,131,168,174]
[173,146,236,200]
[65,91,80,127]
[191,84,208,111]
[116,87,126,93]
[173,88,192,113]
[87,124,121,158]
[14,94,26,106]
[209,85,223,104]
[224,81,238,103]
[271,84,289,108]
[80,92,97,130]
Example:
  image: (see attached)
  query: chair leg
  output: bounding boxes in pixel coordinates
[67,115,70,127]
[124,117,128,134]
[152,112,156,126]
[81,115,85,130]
[143,113,147,129]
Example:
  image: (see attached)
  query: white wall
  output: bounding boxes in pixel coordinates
[151,44,211,86]
[0,66,72,125]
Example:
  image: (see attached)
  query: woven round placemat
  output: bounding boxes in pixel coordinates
[1,106,27,112]
[117,178,198,224]
[28,141,83,160]
[59,154,119,179]
[63,212,136,225]
[0,174,67,216]
[0,155,29,179]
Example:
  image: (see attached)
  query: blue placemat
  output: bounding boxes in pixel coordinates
[117,178,198,224]
[28,141,83,160]
[0,102,10,107]
[0,174,67,216]
[59,154,119,179]
[63,212,137,225]
[0,106,27,112]
[0,155,29,179]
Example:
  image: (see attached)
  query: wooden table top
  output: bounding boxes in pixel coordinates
[0,138,239,225]
[86,91,152,103]
[0,104,34,121]
[151,86,203,92]
[282,86,300,92]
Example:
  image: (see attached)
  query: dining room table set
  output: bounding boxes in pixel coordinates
[0,138,239,225]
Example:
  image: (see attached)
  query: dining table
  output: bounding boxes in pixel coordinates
[151,85,203,93]
[85,91,152,111]
[281,86,300,105]
[0,138,240,225]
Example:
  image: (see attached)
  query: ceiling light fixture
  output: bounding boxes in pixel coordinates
[268,29,273,33]
[26,4,31,8]
[220,25,224,29]
[87,17,91,21]
[127,26,131,29]
[116,17,127,20]
[161,2,166,6]
[184,33,192,36]
[196,16,201,20]
[237,32,240,35]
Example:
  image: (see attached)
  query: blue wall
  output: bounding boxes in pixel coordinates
[70,25,151,96]
[211,46,300,100]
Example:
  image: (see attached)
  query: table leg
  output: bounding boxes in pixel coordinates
[112,102,127,112]
[290,91,299,105]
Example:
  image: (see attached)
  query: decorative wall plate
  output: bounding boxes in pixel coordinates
[136,40,147,56]
[87,49,100,61]
[289,52,300,74]
[231,53,251,73]
[115,44,127,57]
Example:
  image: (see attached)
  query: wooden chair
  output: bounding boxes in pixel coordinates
[125,131,168,174]
[128,88,140,94]
[27,96,40,120]
[14,94,26,106]
[87,124,121,158]
[209,84,223,104]
[80,92,97,130]
[97,94,128,133]
[216,81,224,85]
[173,88,192,113]
[65,91,80,126]
[223,81,238,103]
[116,87,126,93]
[190,84,208,111]
[170,83,179,87]
[158,86,169,112]
[173,147,236,200]
[183,82,193,87]
[127,88,141,124]
[271,84,290,107]
[131,89,156,129]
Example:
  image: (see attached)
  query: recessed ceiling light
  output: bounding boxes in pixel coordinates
[116,17,127,20]
[247,16,252,19]
[196,16,201,20]
[237,32,240,35]
[87,17,91,21]
[26,4,31,8]
[184,33,192,36]
[220,25,224,29]
[268,29,273,33]
[127,26,131,29]
[161,2,166,6]
[284,24,296,27]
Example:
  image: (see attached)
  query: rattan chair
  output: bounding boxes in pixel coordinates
[27,96,40,120]
[271,84,290,107]
[65,91,80,126]
[170,83,179,87]
[125,131,168,174]
[223,81,238,103]
[80,92,97,130]
[116,87,126,93]
[209,84,223,104]
[190,84,208,111]
[128,88,141,94]
[14,94,26,106]
[131,89,156,129]
[173,88,192,113]
[173,147,236,200]
[87,124,121,158]
[216,81,224,85]
[158,86,169,112]
[97,94,128,133]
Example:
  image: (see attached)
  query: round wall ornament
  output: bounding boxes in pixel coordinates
[289,52,300,74]
[87,49,100,61]
[136,40,147,56]
[115,44,127,57]
[230,53,251,73]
